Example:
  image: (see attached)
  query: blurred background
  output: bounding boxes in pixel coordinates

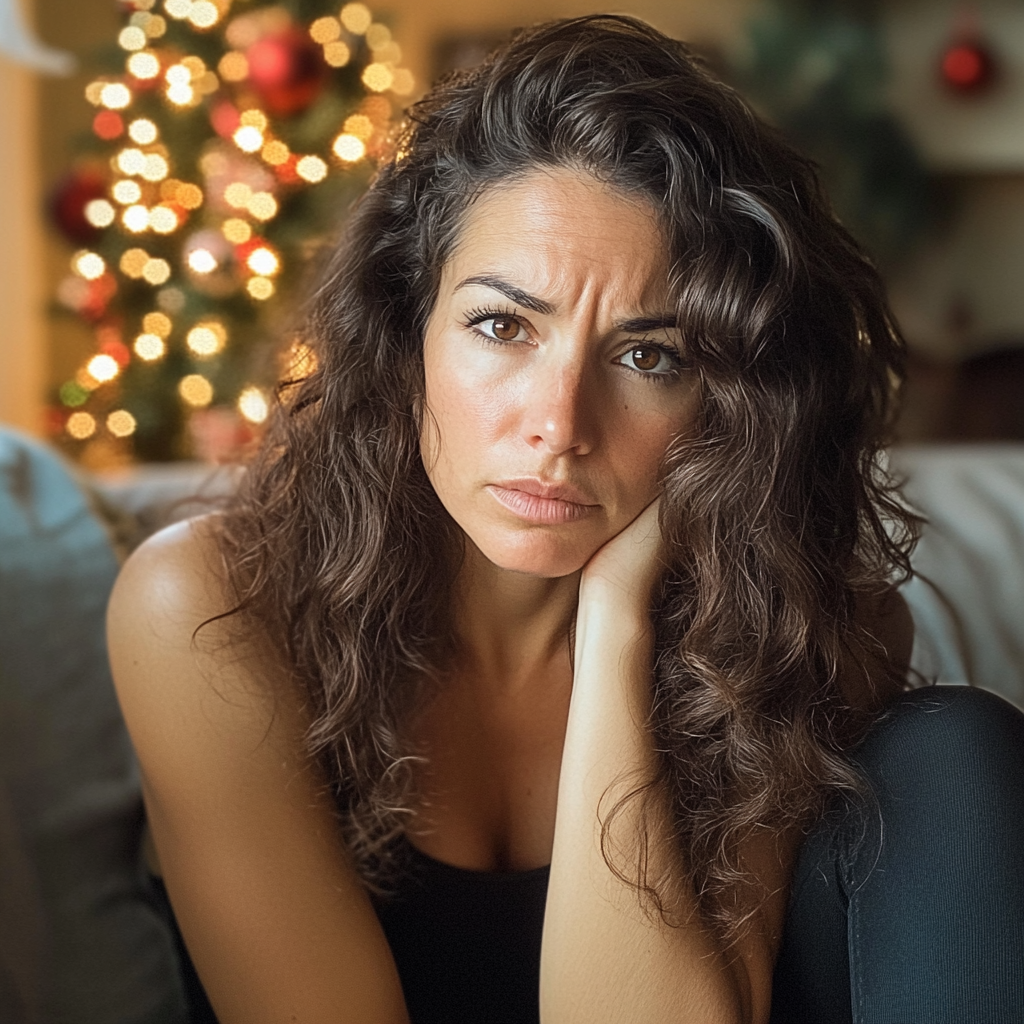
[2,0,1024,466]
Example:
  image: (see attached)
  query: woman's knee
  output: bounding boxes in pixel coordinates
[855,684,1024,801]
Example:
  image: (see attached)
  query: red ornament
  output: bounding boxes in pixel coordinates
[78,275,118,323]
[246,28,327,117]
[939,8,997,96]
[210,101,242,138]
[49,167,109,244]
[93,110,124,140]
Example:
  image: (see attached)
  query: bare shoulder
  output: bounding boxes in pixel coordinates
[109,513,232,652]
[107,513,269,745]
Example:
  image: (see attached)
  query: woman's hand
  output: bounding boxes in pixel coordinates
[579,498,665,615]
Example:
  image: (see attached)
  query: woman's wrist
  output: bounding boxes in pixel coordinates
[577,574,655,635]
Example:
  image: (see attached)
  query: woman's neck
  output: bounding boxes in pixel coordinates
[450,541,580,695]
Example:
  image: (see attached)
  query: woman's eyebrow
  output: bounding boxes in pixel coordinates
[617,315,679,333]
[455,275,555,315]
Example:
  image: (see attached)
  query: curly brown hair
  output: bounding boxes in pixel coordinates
[213,15,917,941]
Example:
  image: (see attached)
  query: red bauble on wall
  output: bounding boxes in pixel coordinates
[48,167,109,245]
[939,6,998,97]
[246,28,328,117]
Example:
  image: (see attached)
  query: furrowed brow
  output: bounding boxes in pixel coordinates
[455,275,556,316]
[617,315,679,333]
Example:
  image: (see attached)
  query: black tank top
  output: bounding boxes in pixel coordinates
[371,840,550,1024]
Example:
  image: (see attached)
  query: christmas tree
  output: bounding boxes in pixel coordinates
[48,0,414,464]
[731,0,929,265]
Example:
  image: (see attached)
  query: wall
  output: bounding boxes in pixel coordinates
[0,4,43,434]
[380,0,752,87]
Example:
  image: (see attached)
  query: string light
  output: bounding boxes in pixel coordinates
[233,125,263,152]
[85,199,116,228]
[107,410,137,437]
[240,109,267,131]
[247,277,274,300]
[143,311,172,337]
[59,381,90,407]
[224,182,252,208]
[187,1,219,29]
[333,133,365,162]
[343,114,374,140]
[163,180,203,209]
[340,3,372,35]
[148,206,178,233]
[365,23,391,50]
[118,26,147,51]
[178,374,214,407]
[246,246,279,276]
[310,17,341,43]
[127,52,160,80]
[157,286,185,313]
[186,322,226,356]
[117,147,147,175]
[187,248,217,273]
[123,204,150,232]
[134,333,166,360]
[75,367,99,391]
[237,386,269,424]
[74,251,106,280]
[166,63,194,105]
[132,12,166,38]
[165,0,192,19]
[128,118,158,144]
[247,191,278,220]
[100,83,132,109]
[67,412,97,440]
[361,95,391,124]
[218,51,248,81]
[113,179,142,204]
[87,353,120,382]
[142,257,172,285]
[296,155,327,183]
[362,63,394,93]
[142,153,170,181]
[120,248,150,278]
[391,69,415,96]
[222,218,251,243]
[261,140,289,165]
[323,41,351,67]
[182,56,208,79]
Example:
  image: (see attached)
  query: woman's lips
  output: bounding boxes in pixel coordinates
[486,480,597,524]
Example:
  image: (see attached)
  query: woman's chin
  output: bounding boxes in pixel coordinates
[470,532,598,580]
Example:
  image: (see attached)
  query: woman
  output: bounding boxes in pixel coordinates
[108,16,1024,1024]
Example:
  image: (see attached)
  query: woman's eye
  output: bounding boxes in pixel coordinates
[619,344,678,376]
[476,316,526,343]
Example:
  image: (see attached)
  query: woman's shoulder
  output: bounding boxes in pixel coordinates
[110,513,229,636]
[107,512,281,734]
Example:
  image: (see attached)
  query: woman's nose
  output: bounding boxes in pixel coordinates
[519,354,597,456]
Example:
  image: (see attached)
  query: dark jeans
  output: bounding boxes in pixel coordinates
[155,685,1024,1024]
[771,685,1024,1023]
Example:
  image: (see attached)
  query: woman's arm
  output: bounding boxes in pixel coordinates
[107,519,409,1024]
[540,504,787,1024]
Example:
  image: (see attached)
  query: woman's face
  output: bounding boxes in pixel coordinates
[421,167,700,578]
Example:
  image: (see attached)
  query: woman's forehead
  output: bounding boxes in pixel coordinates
[439,168,673,315]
